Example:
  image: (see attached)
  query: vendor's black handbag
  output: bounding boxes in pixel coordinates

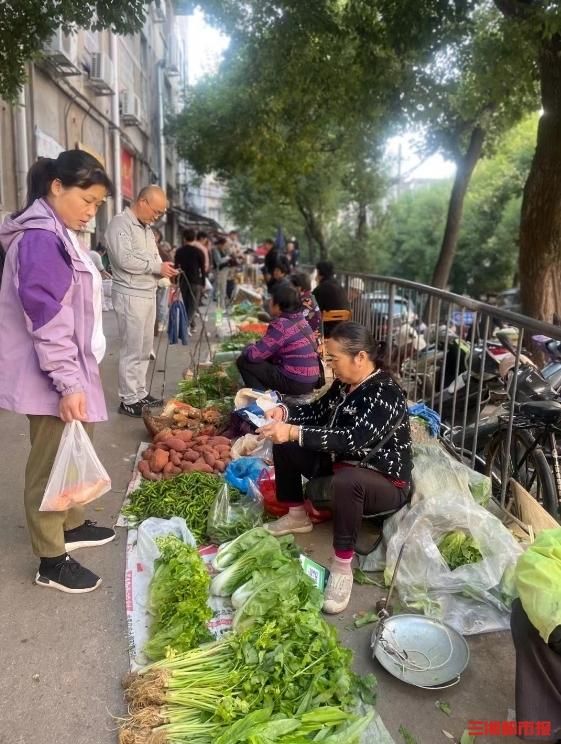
[304,410,406,507]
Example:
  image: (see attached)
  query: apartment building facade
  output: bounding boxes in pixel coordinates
[0,1,188,246]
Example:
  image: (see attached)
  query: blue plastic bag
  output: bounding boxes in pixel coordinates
[225,457,267,493]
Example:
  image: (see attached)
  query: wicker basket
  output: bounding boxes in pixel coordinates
[141,404,203,438]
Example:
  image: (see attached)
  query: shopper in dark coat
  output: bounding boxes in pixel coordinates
[312,261,351,337]
[175,228,206,330]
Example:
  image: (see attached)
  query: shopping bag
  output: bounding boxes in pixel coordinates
[40,421,111,511]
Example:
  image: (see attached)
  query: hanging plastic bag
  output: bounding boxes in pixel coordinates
[231,434,273,463]
[40,421,111,511]
[207,481,264,544]
[383,490,523,635]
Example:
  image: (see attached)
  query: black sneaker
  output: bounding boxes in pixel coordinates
[119,401,144,417]
[64,520,116,552]
[140,394,163,407]
[35,555,101,594]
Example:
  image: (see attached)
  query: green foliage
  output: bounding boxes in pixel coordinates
[0,0,148,101]
[438,531,483,570]
[373,114,537,293]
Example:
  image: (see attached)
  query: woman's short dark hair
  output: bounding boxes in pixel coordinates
[290,272,311,292]
[271,283,302,313]
[316,260,334,280]
[196,230,208,241]
[330,321,382,365]
[25,151,113,210]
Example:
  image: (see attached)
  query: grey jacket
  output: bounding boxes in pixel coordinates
[105,207,162,296]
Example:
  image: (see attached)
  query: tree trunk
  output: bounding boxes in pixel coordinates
[296,197,328,260]
[518,34,561,321]
[430,126,486,289]
[356,201,368,242]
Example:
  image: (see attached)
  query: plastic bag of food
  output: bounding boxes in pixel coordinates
[40,421,111,511]
[413,442,491,506]
[384,489,523,635]
[225,456,267,493]
[207,481,263,544]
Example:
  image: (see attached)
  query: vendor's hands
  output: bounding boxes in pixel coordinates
[161,261,179,279]
[265,405,285,422]
[257,421,293,444]
[59,392,87,422]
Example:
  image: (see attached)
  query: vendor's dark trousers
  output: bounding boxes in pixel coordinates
[236,356,316,396]
[511,599,561,741]
[273,443,408,551]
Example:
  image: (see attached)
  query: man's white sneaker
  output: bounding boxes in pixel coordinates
[323,570,354,614]
[265,511,313,536]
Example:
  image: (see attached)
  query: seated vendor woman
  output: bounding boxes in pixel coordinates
[236,283,320,395]
[258,321,412,615]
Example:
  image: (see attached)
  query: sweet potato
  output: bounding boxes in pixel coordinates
[154,428,173,444]
[138,460,151,477]
[197,463,213,474]
[200,425,216,436]
[192,459,205,469]
[173,429,193,442]
[171,465,182,475]
[163,462,175,475]
[215,460,225,473]
[170,451,182,467]
[165,437,187,452]
[203,451,216,468]
[154,443,170,452]
[183,450,199,462]
[144,472,161,481]
[181,462,195,473]
[142,448,154,461]
[211,436,231,446]
[150,450,169,473]
[216,446,231,457]
[196,435,210,444]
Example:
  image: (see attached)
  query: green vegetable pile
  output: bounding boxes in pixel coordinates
[120,526,377,742]
[219,332,262,352]
[122,473,231,543]
[122,611,376,743]
[144,536,212,661]
[177,363,239,408]
[438,530,483,570]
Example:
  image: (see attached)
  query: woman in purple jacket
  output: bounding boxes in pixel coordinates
[0,151,115,594]
[236,283,320,395]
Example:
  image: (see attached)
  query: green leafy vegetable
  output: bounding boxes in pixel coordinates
[212,526,273,570]
[220,331,262,351]
[435,700,451,716]
[399,724,418,744]
[460,731,475,744]
[144,536,212,660]
[353,567,386,587]
[438,531,483,570]
[353,610,380,628]
[177,362,239,405]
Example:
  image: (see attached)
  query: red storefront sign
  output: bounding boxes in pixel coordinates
[121,148,135,201]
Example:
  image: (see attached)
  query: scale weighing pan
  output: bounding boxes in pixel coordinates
[371,614,470,689]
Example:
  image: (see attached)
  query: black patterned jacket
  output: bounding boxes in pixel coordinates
[283,370,412,483]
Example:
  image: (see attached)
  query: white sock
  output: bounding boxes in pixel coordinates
[332,555,353,574]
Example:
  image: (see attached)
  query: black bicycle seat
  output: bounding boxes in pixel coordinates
[520,400,561,424]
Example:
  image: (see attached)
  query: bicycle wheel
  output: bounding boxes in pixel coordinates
[484,429,559,519]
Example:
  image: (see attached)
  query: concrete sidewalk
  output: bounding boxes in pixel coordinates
[0,309,516,744]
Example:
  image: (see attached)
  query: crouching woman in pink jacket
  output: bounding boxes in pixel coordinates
[0,151,115,594]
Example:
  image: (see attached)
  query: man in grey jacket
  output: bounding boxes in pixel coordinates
[105,185,177,417]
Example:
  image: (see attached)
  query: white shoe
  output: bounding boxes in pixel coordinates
[265,511,313,536]
[323,570,354,614]
[149,350,156,360]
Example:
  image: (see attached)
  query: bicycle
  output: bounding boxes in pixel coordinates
[484,399,561,521]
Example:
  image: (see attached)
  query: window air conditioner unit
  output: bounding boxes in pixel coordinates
[87,52,115,95]
[120,91,143,127]
[43,29,81,76]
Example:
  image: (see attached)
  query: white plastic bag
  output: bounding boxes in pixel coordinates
[413,442,491,506]
[383,491,523,635]
[40,421,111,511]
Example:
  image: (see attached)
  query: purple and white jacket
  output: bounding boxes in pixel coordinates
[0,199,107,422]
[242,312,320,383]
